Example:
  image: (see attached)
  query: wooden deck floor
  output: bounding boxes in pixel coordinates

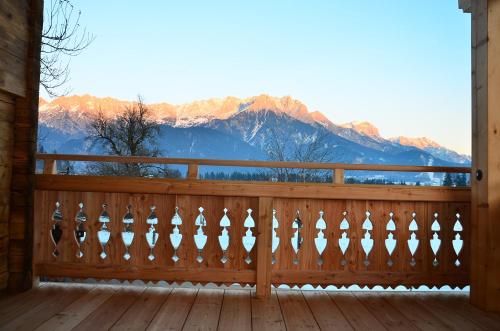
[1,283,499,331]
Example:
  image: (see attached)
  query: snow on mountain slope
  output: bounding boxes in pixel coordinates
[38,94,470,165]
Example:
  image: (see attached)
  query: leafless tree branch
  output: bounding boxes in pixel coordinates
[41,0,95,97]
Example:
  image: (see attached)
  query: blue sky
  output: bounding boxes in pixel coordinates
[43,0,471,154]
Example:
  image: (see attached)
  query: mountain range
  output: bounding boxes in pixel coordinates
[37,94,470,182]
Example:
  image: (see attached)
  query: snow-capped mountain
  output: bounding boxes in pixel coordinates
[37,94,470,170]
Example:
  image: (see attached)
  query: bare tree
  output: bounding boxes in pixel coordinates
[86,96,173,177]
[265,127,334,182]
[41,0,95,97]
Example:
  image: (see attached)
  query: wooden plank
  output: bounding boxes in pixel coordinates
[276,290,320,331]
[35,176,472,202]
[110,287,171,331]
[0,284,90,330]
[35,153,471,174]
[35,286,117,331]
[251,290,286,331]
[302,290,352,330]
[354,292,418,330]
[413,293,484,330]
[256,196,273,298]
[218,289,251,331]
[328,292,385,331]
[382,292,453,331]
[433,292,500,330]
[72,286,145,331]
[147,288,197,331]
[182,288,224,331]
[35,263,256,284]
[0,285,62,325]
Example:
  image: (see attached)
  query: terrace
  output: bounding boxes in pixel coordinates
[1,0,500,330]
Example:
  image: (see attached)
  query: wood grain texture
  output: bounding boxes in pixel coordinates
[183,288,223,331]
[302,290,352,330]
[36,153,472,174]
[256,196,272,297]
[218,290,252,331]
[276,290,320,330]
[110,287,171,331]
[35,175,472,202]
[147,288,197,331]
[1,284,498,330]
[251,290,286,331]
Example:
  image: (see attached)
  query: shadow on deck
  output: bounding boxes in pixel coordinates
[1,283,500,330]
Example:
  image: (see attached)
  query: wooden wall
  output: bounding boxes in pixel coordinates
[0,0,43,291]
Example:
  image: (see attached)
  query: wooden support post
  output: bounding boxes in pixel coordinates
[256,196,273,298]
[469,0,500,312]
[187,164,198,179]
[43,159,57,174]
[334,169,344,184]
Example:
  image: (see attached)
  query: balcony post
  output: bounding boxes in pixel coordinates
[334,169,344,184]
[42,159,57,174]
[256,196,273,298]
[467,0,500,312]
[187,164,198,179]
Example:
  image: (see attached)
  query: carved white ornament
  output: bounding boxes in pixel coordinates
[452,213,464,267]
[169,207,183,262]
[291,210,303,265]
[218,208,231,263]
[361,211,374,266]
[430,212,441,267]
[407,212,419,266]
[194,207,208,263]
[121,205,135,261]
[50,201,63,258]
[385,212,397,266]
[97,204,111,259]
[314,211,327,266]
[338,211,350,266]
[145,206,159,261]
[74,202,87,259]
[242,208,256,264]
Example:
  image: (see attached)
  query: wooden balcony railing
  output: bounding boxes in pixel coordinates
[33,154,471,297]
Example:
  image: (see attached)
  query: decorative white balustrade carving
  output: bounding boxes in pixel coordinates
[314,211,327,266]
[97,204,111,259]
[339,211,350,266]
[242,209,256,264]
[291,210,303,265]
[194,207,208,263]
[385,212,396,267]
[145,205,159,261]
[361,211,374,266]
[74,202,87,258]
[47,204,467,268]
[453,213,464,267]
[407,212,419,266]
[218,208,230,263]
[430,212,441,267]
[121,205,135,261]
[50,202,63,257]
[170,207,183,262]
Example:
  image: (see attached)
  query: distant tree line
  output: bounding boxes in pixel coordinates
[442,173,469,187]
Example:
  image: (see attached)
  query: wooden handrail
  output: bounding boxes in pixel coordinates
[36,153,471,174]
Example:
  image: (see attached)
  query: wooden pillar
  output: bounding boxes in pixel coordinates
[0,0,43,292]
[464,0,500,312]
[256,197,273,298]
